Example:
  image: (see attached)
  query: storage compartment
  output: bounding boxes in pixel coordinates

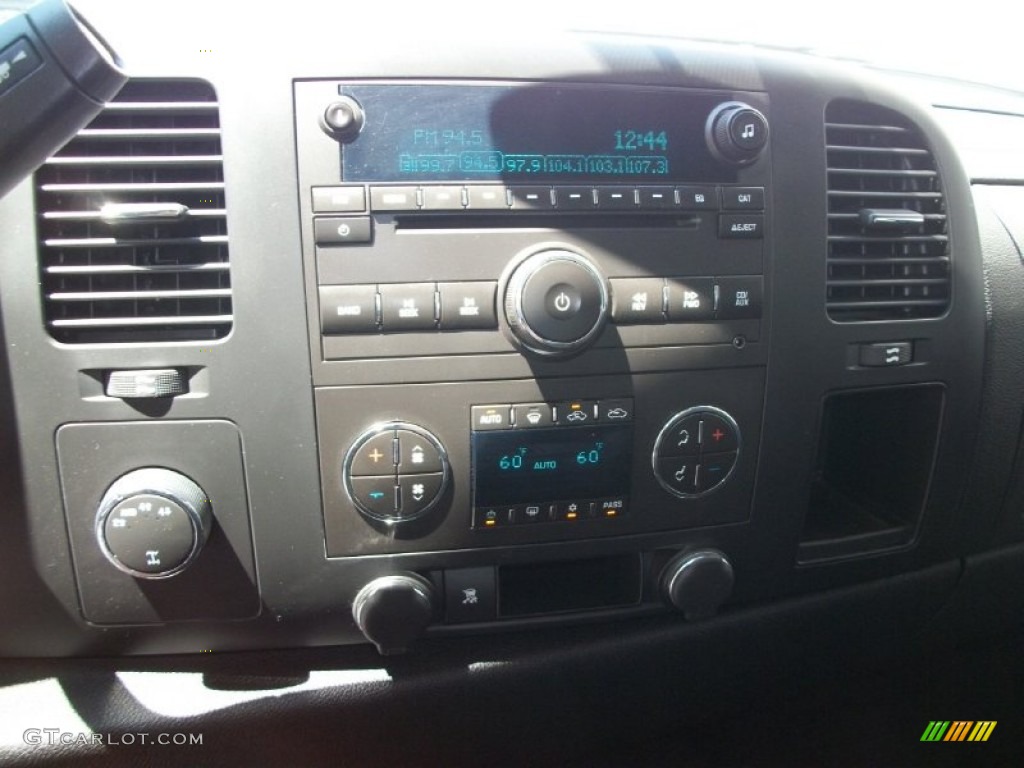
[498,554,642,617]
[799,385,944,562]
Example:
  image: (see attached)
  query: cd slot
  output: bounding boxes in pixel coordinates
[394,213,700,231]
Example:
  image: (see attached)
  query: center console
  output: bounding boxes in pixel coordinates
[294,79,771,650]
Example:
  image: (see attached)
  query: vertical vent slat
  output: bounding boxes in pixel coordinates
[34,79,232,344]
[825,100,950,322]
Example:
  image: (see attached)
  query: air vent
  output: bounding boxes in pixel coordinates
[826,100,949,322]
[34,79,231,343]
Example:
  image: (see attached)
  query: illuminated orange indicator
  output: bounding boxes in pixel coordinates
[605,509,618,517]
[485,519,496,527]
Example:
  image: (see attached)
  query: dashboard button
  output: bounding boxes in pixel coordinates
[511,186,553,209]
[554,186,596,209]
[859,341,912,367]
[396,429,443,474]
[719,214,764,239]
[319,285,379,334]
[444,567,497,624]
[598,398,634,422]
[610,277,665,324]
[350,476,398,516]
[518,257,606,345]
[717,276,763,319]
[466,185,509,209]
[657,415,701,457]
[656,457,698,495]
[677,186,718,210]
[370,186,419,211]
[556,501,586,521]
[350,430,398,476]
[472,405,511,430]
[312,186,366,213]
[379,283,436,331]
[596,187,637,209]
[397,473,444,516]
[638,186,675,209]
[474,506,510,528]
[513,403,554,428]
[721,186,765,210]
[597,497,626,519]
[555,400,597,425]
[666,278,715,321]
[701,415,738,452]
[314,216,372,245]
[698,452,737,492]
[421,185,464,210]
[517,503,551,523]
[438,281,497,330]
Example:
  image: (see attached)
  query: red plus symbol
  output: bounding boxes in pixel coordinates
[712,428,725,442]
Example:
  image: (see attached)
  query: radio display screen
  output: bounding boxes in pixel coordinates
[339,83,731,183]
[472,424,632,507]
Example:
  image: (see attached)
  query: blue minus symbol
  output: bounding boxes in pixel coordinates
[369,491,386,500]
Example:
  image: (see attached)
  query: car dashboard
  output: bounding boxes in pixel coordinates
[1,4,1024,765]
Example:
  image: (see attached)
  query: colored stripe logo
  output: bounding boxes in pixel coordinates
[921,721,996,742]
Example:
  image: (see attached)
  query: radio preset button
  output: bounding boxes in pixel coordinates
[438,281,498,330]
[319,285,379,334]
[513,403,554,429]
[722,186,765,210]
[466,185,509,210]
[638,186,676,209]
[379,283,436,331]
[719,214,765,239]
[610,277,665,324]
[511,186,553,209]
[314,216,372,245]
[472,405,511,431]
[350,430,398,476]
[666,278,715,321]
[554,186,596,209]
[312,186,366,213]
[421,185,465,210]
[596,187,637,209]
[677,186,719,210]
[370,186,419,211]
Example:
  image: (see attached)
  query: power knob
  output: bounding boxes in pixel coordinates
[95,468,212,579]
[352,574,436,655]
[705,102,769,166]
[503,247,610,357]
[320,96,365,142]
[660,549,734,620]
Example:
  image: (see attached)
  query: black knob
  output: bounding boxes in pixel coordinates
[705,102,769,166]
[320,96,365,142]
[352,574,435,655]
[661,549,734,620]
[95,468,212,579]
[503,247,609,357]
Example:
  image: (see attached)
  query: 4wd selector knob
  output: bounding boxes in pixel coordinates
[503,248,609,357]
[95,468,212,579]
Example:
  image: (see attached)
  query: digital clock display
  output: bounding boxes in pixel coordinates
[338,83,731,183]
[472,424,632,507]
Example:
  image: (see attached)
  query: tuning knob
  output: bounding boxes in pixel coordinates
[503,247,609,357]
[95,468,212,579]
[660,549,734,620]
[353,574,436,655]
[705,102,769,166]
